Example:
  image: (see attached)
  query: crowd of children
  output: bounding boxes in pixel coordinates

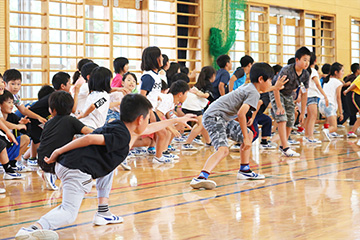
[0,45,357,239]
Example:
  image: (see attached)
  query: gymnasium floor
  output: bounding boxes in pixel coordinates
[1,126,360,239]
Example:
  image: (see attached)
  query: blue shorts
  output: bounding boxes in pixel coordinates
[106,109,120,122]
[7,136,21,160]
[307,96,319,106]
[319,100,337,117]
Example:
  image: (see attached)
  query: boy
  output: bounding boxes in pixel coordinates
[190,63,286,190]
[15,94,196,239]
[37,91,93,190]
[0,90,31,172]
[229,55,254,91]
[270,46,311,157]
[211,55,232,101]
[23,72,72,166]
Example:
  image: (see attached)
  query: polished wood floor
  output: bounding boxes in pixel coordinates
[2,126,360,239]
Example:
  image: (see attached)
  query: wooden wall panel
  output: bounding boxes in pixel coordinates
[0,0,6,74]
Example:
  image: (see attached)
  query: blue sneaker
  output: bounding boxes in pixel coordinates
[237,171,265,180]
[147,147,156,155]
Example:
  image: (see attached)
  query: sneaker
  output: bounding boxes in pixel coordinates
[93,212,123,226]
[14,161,32,172]
[4,172,25,180]
[190,178,216,190]
[357,139,360,146]
[120,159,131,171]
[147,147,156,155]
[168,145,179,152]
[280,147,300,157]
[303,137,322,144]
[230,144,241,151]
[133,147,147,156]
[288,139,300,145]
[313,130,320,134]
[27,158,38,166]
[322,129,331,142]
[127,150,136,158]
[162,151,180,160]
[347,132,357,138]
[152,156,173,164]
[237,171,265,180]
[205,142,212,147]
[329,132,344,138]
[42,172,59,191]
[181,144,198,151]
[173,137,186,143]
[15,227,59,240]
[0,188,5,194]
[192,138,204,145]
[337,124,345,128]
[259,143,276,149]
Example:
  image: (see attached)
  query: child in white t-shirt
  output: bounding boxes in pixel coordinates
[319,62,344,141]
[78,67,112,129]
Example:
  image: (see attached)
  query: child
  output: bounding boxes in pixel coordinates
[0,90,31,172]
[303,52,328,143]
[190,63,286,190]
[229,55,254,91]
[211,55,232,101]
[159,54,170,84]
[3,69,47,124]
[37,91,93,190]
[181,66,215,150]
[15,94,196,239]
[320,62,344,141]
[320,63,331,87]
[111,57,129,88]
[270,46,311,157]
[77,67,112,129]
[72,58,92,87]
[344,74,360,144]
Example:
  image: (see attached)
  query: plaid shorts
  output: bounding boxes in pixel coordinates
[269,92,295,128]
[203,115,246,150]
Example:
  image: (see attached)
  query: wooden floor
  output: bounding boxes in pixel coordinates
[2,127,360,239]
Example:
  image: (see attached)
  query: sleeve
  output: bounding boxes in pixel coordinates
[233,68,245,79]
[219,71,230,84]
[353,76,360,89]
[14,94,23,107]
[103,127,129,153]
[110,75,123,88]
[93,94,108,109]
[69,116,86,134]
[140,74,155,93]
[243,91,260,111]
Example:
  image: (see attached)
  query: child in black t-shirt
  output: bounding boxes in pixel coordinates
[37,91,93,191]
[15,94,197,239]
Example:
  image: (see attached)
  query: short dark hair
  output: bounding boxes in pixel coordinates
[0,90,14,104]
[3,69,22,83]
[141,46,162,71]
[172,73,189,83]
[240,55,254,68]
[113,57,129,74]
[48,91,74,115]
[123,72,137,84]
[287,57,295,65]
[272,64,282,75]
[161,80,168,91]
[322,63,331,75]
[216,55,231,68]
[169,80,189,95]
[81,62,99,80]
[88,67,112,93]
[73,59,92,84]
[38,85,55,100]
[52,72,70,90]
[180,66,189,75]
[120,94,152,123]
[351,63,360,74]
[250,62,274,83]
[295,46,311,60]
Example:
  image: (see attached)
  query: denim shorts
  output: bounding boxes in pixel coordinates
[307,96,319,106]
[319,100,337,117]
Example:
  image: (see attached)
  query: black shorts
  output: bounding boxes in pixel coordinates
[348,92,360,114]
[182,108,203,116]
[0,137,7,152]
[29,123,43,144]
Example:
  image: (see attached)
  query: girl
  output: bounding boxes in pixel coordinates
[77,67,112,129]
[181,66,215,150]
[303,52,329,144]
[320,62,344,141]
[166,62,181,87]
[111,57,129,88]
[159,54,170,84]
[71,59,92,92]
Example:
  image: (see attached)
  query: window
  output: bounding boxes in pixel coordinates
[351,17,360,64]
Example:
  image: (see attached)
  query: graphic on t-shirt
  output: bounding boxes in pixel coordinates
[94,97,107,109]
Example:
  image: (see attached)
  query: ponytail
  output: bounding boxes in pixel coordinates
[72,58,92,84]
[72,71,81,85]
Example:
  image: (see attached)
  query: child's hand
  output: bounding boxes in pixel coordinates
[177,114,198,129]
[325,97,329,107]
[241,138,251,151]
[76,113,84,119]
[276,106,285,115]
[339,113,344,121]
[38,116,47,124]
[299,113,305,125]
[119,87,131,95]
[16,124,27,131]
[44,149,60,164]
[6,131,18,145]
[19,116,30,125]
[274,75,289,90]
[247,118,254,127]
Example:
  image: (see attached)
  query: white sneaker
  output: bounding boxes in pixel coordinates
[259,143,276,149]
[0,188,5,194]
[288,139,300,145]
[337,124,345,128]
[152,156,173,164]
[120,159,131,171]
[347,132,357,138]
[280,147,300,157]
[357,139,360,146]
[15,227,59,240]
[181,144,198,151]
[93,212,123,226]
[192,138,204,145]
[42,172,59,191]
[14,161,32,172]
[303,137,322,144]
[190,178,216,190]
[133,147,147,156]
[27,158,38,166]
[230,144,241,151]
[330,132,344,138]
[162,151,180,160]
[321,129,331,142]
[147,147,156,155]
[4,172,25,180]
[237,171,265,180]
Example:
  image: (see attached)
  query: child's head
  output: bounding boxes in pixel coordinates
[169,80,189,103]
[295,47,311,70]
[172,73,190,83]
[272,64,282,75]
[351,63,360,75]
[0,90,14,114]
[0,73,5,95]
[52,72,71,92]
[195,66,216,89]
[81,62,99,81]
[48,91,74,116]
[240,55,254,74]
[166,62,181,82]
[88,67,112,93]
[287,57,295,65]
[162,54,170,71]
[38,85,55,100]
[141,46,162,71]
[216,55,232,69]
[180,66,189,75]
[3,69,22,95]
[321,63,331,75]
[113,57,129,74]
[161,80,168,93]
[120,94,152,134]
[73,58,92,84]
[250,62,274,92]
[122,72,137,92]
[329,62,344,79]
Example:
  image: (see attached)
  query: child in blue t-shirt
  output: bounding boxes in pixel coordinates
[210,55,232,102]
[229,55,254,91]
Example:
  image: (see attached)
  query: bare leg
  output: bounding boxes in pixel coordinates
[327,116,338,133]
[202,146,229,173]
[278,121,289,148]
[305,104,317,140]
[15,135,30,161]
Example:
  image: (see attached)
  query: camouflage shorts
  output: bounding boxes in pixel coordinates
[203,116,246,150]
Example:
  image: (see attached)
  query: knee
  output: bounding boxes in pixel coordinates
[21,135,30,145]
[218,146,229,157]
[156,129,167,138]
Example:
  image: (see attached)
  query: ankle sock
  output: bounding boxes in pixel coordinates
[9,160,17,168]
[260,139,268,145]
[240,164,251,173]
[198,171,210,180]
[3,162,16,173]
[283,147,289,152]
[98,204,111,216]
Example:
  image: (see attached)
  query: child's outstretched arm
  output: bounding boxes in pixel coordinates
[265,75,289,92]
[17,104,47,124]
[45,134,105,163]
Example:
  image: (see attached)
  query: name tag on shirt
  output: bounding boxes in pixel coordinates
[94,97,107,109]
